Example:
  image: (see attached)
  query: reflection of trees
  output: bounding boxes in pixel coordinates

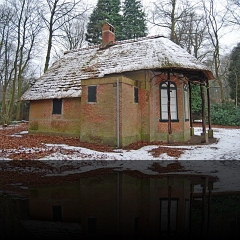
[0,194,29,239]
[191,194,240,237]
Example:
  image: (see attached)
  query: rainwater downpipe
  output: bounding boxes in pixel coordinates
[116,171,120,238]
[116,78,120,148]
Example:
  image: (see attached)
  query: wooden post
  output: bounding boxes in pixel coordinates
[167,72,172,135]
[200,83,209,143]
[167,71,174,143]
[188,81,194,136]
[206,80,213,138]
[201,83,206,133]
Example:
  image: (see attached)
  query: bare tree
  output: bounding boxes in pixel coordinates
[7,0,42,121]
[0,0,42,124]
[175,9,210,60]
[148,0,196,43]
[147,0,211,63]
[56,15,87,52]
[0,4,15,125]
[226,0,240,26]
[201,0,228,103]
[40,0,89,73]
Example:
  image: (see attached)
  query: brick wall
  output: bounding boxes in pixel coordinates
[149,72,191,142]
[80,82,117,145]
[80,75,149,147]
[28,98,81,137]
[121,83,142,146]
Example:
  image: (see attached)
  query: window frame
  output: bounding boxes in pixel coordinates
[134,86,139,103]
[184,83,189,121]
[88,85,97,103]
[52,99,62,115]
[159,81,179,122]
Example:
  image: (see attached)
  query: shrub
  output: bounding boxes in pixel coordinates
[210,102,240,126]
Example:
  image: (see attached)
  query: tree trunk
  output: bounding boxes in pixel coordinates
[43,0,57,73]
[44,31,53,73]
[170,0,176,42]
[8,0,26,122]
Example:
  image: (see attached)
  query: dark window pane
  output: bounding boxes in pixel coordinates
[52,99,62,114]
[134,87,138,103]
[88,217,97,234]
[52,205,62,222]
[88,86,97,102]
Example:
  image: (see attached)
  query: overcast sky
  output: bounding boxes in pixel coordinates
[87,0,239,52]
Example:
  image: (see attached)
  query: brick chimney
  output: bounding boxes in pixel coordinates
[101,21,115,47]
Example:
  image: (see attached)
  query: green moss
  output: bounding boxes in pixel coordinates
[29,121,38,131]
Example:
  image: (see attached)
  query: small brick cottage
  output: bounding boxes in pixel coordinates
[21,22,214,147]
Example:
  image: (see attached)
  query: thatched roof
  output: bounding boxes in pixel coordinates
[21,36,214,101]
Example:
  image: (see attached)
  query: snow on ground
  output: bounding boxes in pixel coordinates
[39,127,240,160]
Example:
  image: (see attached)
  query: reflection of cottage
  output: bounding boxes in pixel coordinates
[26,172,216,239]
[21,22,214,147]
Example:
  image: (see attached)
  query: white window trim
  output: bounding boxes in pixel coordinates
[160,82,178,121]
[184,84,189,120]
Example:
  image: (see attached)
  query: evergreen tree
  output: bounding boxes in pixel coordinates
[122,0,147,39]
[227,43,240,106]
[191,84,202,120]
[85,0,123,45]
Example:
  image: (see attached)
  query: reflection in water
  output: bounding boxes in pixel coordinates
[0,160,240,239]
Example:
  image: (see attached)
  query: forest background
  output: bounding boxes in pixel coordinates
[0,0,240,127]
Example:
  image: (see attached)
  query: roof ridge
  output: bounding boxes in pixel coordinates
[115,35,166,44]
[64,35,166,55]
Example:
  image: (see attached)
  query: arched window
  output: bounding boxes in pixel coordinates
[184,84,189,121]
[160,81,178,121]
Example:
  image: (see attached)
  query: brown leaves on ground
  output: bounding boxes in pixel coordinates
[0,123,114,160]
[0,122,221,160]
[148,146,189,158]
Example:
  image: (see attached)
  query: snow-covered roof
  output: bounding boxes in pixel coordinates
[21,36,214,101]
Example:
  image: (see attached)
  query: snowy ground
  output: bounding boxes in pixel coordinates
[37,127,240,160]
